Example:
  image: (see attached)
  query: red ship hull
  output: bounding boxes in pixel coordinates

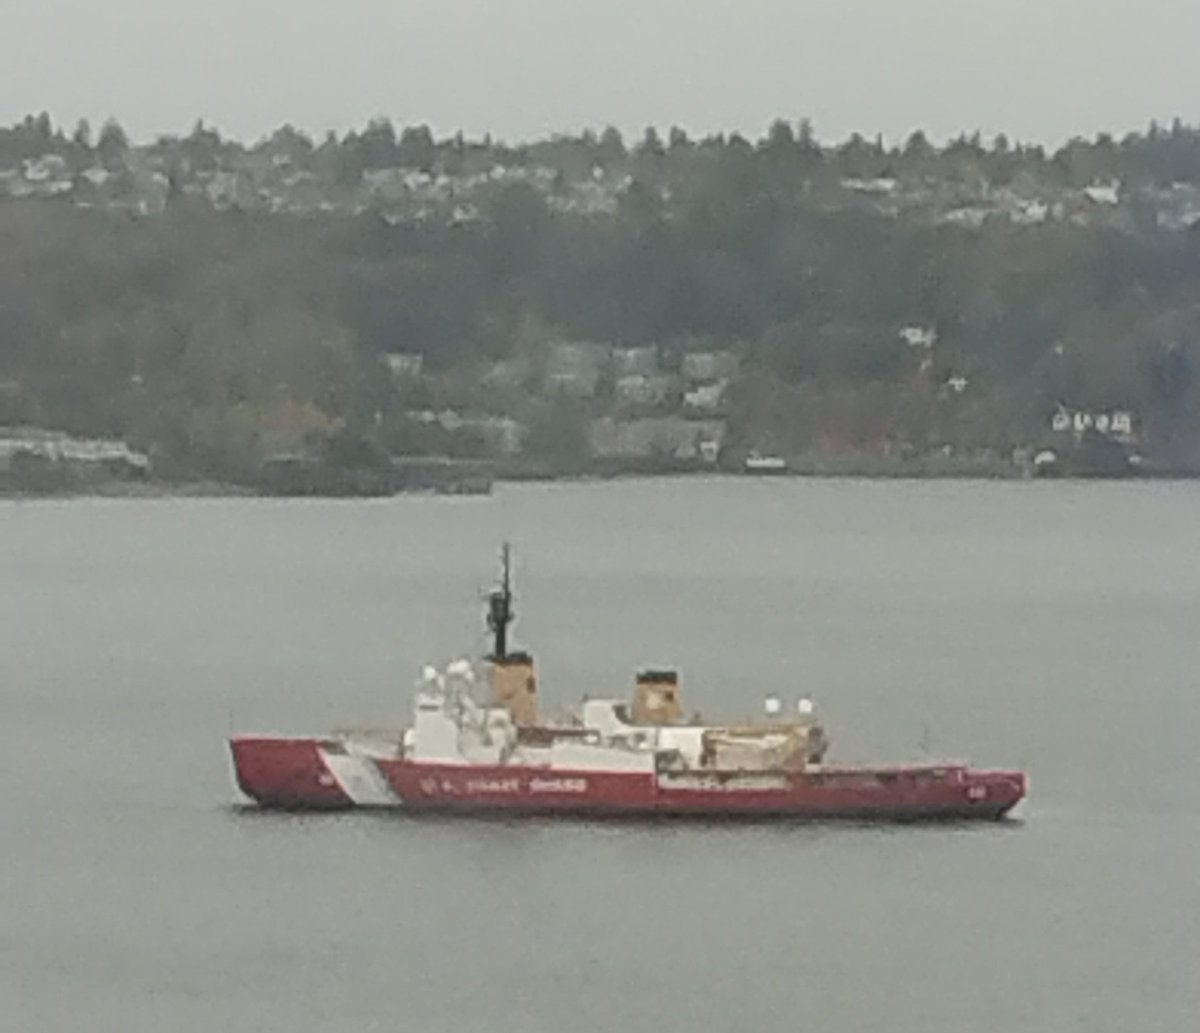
[230,737,1025,821]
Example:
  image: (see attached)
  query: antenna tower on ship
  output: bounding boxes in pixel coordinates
[487,543,514,660]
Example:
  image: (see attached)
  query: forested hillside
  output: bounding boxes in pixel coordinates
[2,115,1198,483]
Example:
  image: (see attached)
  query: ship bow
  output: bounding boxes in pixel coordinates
[230,736,355,809]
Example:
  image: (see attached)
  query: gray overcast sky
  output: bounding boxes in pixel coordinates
[3,0,1198,146]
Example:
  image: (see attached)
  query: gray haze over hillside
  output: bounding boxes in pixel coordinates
[4,0,1198,145]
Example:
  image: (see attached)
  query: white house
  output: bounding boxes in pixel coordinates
[0,429,149,473]
[899,326,937,350]
[1083,181,1120,206]
[1109,411,1134,440]
[941,207,990,228]
[615,374,671,406]
[841,177,897,195]
[1051,407,1136,442]
[683,380,728,413]
[681,351,738,383]
[22,154,69,183]
[383,353,424,381]
[545,341,608,398]
[1010,200,1049,225]
[81,166,112,188]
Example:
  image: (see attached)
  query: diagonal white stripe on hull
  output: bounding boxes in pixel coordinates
[319,749,398,806]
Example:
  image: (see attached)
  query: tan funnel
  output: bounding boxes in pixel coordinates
[632,669,683,725]
[490,652,539,727]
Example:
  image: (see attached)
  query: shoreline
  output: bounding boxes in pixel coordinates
[4,462,1197,500]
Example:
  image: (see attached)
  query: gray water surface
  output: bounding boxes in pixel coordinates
[5,478,1199,1032]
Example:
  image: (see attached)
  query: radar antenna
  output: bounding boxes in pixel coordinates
[486,543,514,660]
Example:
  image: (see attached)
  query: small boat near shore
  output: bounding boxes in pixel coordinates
[744,451,788,474]
[229,546,1026,821]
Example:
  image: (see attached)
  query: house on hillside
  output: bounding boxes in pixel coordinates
[612,346,659,378]
[0,428,150,488]
[80,166,111,188]
[383,352,424,381]
[615,374,673,407]
[940,206,990,228]
[22,154,69,183]
[363,168,409,202]
[544,340,608,398]
[205,170,255,209]
[17,154,72,197]
[1009,199,1050,225]
[483,359,528,391]
[589,417,725,463]
[681,351,738,383]
[841,177,898,195]
[898,326,937,350]
[404,410,523,455]
[1050,406,1136,443]
[1083,181,1120,206]
[1153,183,1200,231]
[683,380,728,414]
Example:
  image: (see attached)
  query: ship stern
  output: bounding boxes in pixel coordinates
[965,769,1027,819]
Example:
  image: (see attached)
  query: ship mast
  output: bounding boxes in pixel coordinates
[486,543,514,660]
